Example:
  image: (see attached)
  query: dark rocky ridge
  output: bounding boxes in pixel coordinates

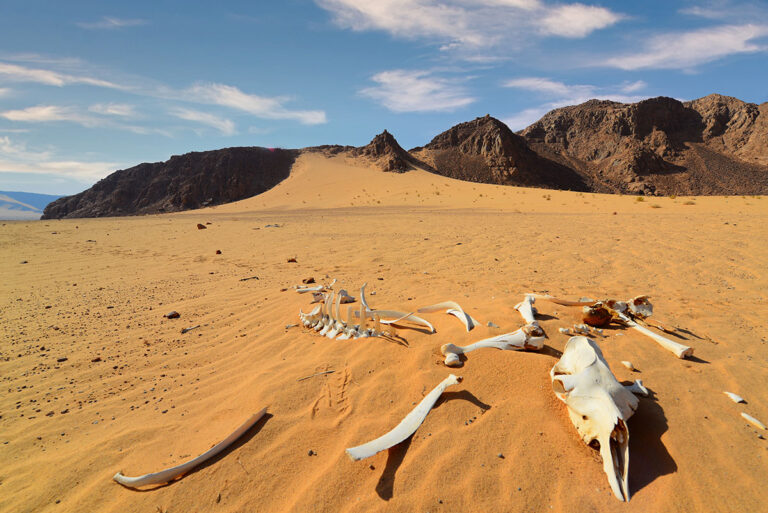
[412,114,588,191]
[520,94,768,195]
[42,147,297,219]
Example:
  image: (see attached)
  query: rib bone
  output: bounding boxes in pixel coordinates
[742,412,766,430]
[113,408,267,488]
[551,336,638,501]
[418,301,479,331]
[346,375,461,461]
[724,392,745,404]
[440,328,544,367]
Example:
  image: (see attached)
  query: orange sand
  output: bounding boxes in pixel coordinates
[1,153,767,512]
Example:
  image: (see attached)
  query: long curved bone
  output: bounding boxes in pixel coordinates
[724,391,745,404]
[624,316,692,359]
[742,412,767,430]
[296,285,324,293]
[440,328,545,367]
[355,309,435,333]
[418,301,479,332]
[346,375,462,461]
[113,408,267,488]
[551,336,639,501]
[360,282,372,311]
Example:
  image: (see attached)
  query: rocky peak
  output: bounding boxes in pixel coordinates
[354,130,421,172]
[425,114,530,159]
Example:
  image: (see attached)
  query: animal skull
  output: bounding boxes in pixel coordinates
[551,336,639,501]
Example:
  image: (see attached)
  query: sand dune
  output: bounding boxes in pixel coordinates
[1,152,767,512]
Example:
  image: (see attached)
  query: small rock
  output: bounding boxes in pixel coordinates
[215,250,222,255]
[61,409,69,414]
[487,321,499,328]
[46,411,54,417]
[302,277,316,284]
[196,224,207,230]
[164,311,180,319]
[377,277,384,281]
[20,260,28,264]
[759,434,765,440]
[307,449,315,456]
[91,357,101,362]
[57,357,68,363]
[287,257,298,263]
[497,453,504,459]
[216,493,221,503]
[369,465,375,470]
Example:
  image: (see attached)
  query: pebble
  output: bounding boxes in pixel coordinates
[215,250,222,254]
[307,449,315,456]
[302,277,316,284]
[196,223,207,230]
[57,357,68,363]
[164,311,180,319]
[487,321,499,328]
[287,257,298,263]
[91,357,101,362]
[497,453,504,459]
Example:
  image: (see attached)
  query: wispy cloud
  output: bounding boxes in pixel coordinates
[77,17,148,30]
[186,83,327,124]
[170,107,236,135]
[538,3,623,38]
[0,61,125,89]
[316,0,624,57]
[0,87,11,97]
[603,24,768,70]
[1,105,90,124]
[88,103,136,117]
[360,69,475,112]
[501,76,649,129]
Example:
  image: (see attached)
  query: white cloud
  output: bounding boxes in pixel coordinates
[360,69,475,112]
[170,107,236,135]
[501,76,649,129]
[0,87,10,97]
[0,61,125,89]
[1,105,84,123]
[186,83,327,124]
[603,24,768,70]
[77,17,148,29]
[538,3,623,38]
[316,0,623,56]
[0,136,118,181]
[88,103,136,117]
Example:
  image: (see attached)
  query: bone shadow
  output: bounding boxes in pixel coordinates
[685,355,710,365]
[538,344,562,359]
[627,389,677,497]
[390,324,434,335]
[535,313,559,321]
[435,390,492,411]
[376,436,413,500]
[120,413,272,491]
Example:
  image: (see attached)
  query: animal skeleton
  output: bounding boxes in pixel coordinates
[113,408,267,488]
[551,336,639,501]
[346,374,461,460]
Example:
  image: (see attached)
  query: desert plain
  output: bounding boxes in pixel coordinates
[1,152,767,512]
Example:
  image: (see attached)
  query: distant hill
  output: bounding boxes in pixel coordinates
[41,93,768,219]
[0,191,62,220]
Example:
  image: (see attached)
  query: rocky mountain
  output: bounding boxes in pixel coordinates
[42,147,297,219]
[39,93,767,219]
[520,94,768,195]
[411,114,588,191]
[353,130,425,172]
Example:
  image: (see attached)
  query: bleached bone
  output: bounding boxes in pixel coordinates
[296,285,324,293]
[514,295,538,326]
[623,316,692,359]
[355,309,435,333]
[299,304,322,327]
[724,391,745,403]
[325,293,345,338]
[625,379,648,396]
[628,296,653,318]
[346,374,462,461]
[551,336,639,501]
[621,361,635,371]
[318,291,336,336]
[582,302,613,327]
[113,408,267,488]
[418,301,479,331]
[440,328,545,367]
[360,282,372,311]
[531,294,595,307]
[741,412,766,430]
[337,289,355,304]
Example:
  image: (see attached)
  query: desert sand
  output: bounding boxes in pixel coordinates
[1,152,767,512]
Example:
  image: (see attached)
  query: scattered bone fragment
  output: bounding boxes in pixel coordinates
[296,285,324,293]
[621,361,636,371]
[625,379,648,396]
[337,289,355,304]
[623,317,692,359]
[582,303,613,327]
[724,392,745,404]
[514,295,538,326]
[345,375,462,461]
[113,408,267,488]
[181,325,200,334]
[360,282,372,311]
[440,329,544,367]
[551,336,638,501]
[418,301,479,331]
[741,412,766,430]
[559,327,572,335]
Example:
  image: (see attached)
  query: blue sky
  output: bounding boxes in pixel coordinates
[1,0,766,194]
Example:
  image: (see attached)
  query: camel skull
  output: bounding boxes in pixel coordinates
[551,336,639,501]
